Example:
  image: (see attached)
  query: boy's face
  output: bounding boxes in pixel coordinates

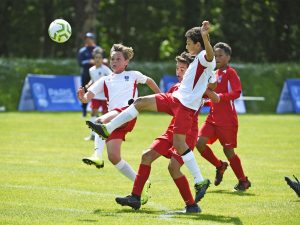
[214,48,230,69]
[186,38,201,56]
[110,51,129,73]
[176,61,189,82]
[85,37,95,46]
[94,54,103,65]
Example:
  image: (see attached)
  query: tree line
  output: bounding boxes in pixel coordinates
[0,0,299,62]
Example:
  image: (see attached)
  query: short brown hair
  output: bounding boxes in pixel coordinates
[185,27,204,48]
[110,44,134,60]
[214,42,232,56]
[175,51,194,65]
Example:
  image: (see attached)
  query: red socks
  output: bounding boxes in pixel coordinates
[229,154,246,181]
[201,146,222,168]
[174,176,195,206]
[132,164,151,196]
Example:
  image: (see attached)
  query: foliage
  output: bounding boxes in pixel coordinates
[0,112,300,225]
[0,58,299,112]
[0,0,299,62]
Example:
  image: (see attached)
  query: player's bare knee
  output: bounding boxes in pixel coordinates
[141,150,153,165]
[224,148,235,159]
[168,161,182,179]
[133,97,145,111]
[196,138,207,153]
[168,162,176,176]
[108,153,120,165]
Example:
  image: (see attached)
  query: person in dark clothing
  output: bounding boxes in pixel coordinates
[77,32,98,117]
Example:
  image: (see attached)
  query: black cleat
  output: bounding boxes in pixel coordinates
[194,179,210,203]
[215,161,228,186]
[115,195,141,210]
[285,175,300,197]
[185,203,201,213]
[86,121,109,139]
[234,177,251,191]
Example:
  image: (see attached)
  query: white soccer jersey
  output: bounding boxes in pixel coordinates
[89,64,112,100]
[89,71,148,111]
[172,50,216,110]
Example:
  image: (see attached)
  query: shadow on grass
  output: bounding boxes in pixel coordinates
[209,189,256,196]
[166,212,243,225]
[84,208,242,224]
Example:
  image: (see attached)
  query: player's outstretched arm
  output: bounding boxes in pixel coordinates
[201,21,214,62]
[205,88,220,103]
[77,87,95,103]
[146,77,161,94]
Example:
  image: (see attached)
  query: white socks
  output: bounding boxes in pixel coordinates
[115,159,137,182]
[181,151,204,184]
[94,134,105,157]
[106,104,139,133]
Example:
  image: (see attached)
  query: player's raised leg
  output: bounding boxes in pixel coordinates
[87,95,158,139]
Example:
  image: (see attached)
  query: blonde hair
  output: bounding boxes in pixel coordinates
[110,44,134,60]
[92,47,104,57]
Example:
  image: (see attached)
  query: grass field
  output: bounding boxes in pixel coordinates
[0,112,299,225]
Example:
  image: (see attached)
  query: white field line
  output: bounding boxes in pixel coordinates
[0,183,115,197]
[1,183,185,220]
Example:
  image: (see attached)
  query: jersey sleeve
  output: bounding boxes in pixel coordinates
[88,76,105,95]
[134,71,148,84]
[219,68,242,101]
[208,71,217,83]
[198,50,216,70]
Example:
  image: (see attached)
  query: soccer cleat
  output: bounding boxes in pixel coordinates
[115,195,141,210]
[194,179,211,203]
[84,133,95,141]
[185,203,201,213]
[86,121,109,140]
[234,177,251,191]
[141,180,151,205]
[215,161,229,186]
[285,175,300,197]
[82,154,104,169]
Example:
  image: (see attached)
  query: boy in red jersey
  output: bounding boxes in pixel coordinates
[196,42,251,191]
[116,52,220,213]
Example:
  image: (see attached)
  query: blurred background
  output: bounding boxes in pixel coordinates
[0,0,299,112]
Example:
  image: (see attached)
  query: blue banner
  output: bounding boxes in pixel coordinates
[159,74,178,92]
[19,74,82,111]
[276,79,300,114]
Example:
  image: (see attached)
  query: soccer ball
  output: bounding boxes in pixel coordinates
[48,19,72,43]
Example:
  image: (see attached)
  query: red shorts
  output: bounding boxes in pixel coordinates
[198,121,238,149]
[150,128,198,165]
[155,93,197,135]
[91,99,108,114]
[106,107,137,142]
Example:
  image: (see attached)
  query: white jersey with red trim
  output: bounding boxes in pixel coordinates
[89,64,112,100]
[172,50,216,110]
[89,70,147,111]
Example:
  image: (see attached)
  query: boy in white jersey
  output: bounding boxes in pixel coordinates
[82,47,112,168]
[87,21,216,202]
[77,44,161,204]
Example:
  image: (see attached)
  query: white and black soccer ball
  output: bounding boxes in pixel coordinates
[48,19,72,43]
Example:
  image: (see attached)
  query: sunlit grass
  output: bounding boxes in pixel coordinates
[0,112,299,225]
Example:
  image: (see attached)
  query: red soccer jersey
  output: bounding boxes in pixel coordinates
[206,65,242,126]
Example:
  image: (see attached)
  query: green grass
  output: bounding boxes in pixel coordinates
[0,112,299,225]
